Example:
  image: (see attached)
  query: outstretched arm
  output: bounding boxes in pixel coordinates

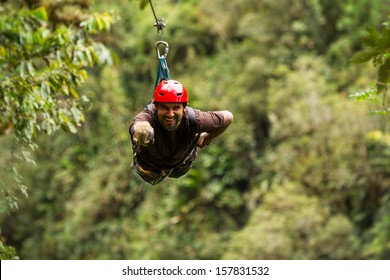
[197,110,233,148]
[129,108,156,152]
[131,121,155,144]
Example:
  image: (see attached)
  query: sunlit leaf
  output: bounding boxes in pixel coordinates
[69,87,79,99]
[67,121,78,134]
[31,6,48,22]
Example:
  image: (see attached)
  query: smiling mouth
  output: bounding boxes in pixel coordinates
[163,117,179,130]
[164,117,175,124]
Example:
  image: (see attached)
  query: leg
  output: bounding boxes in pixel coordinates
[169,150,198,178]
[132,160,167,185]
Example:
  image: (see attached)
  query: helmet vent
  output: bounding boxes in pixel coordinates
[158,92,164,96]
[176,93,183,96]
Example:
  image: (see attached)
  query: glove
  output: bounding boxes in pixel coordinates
[132,121,154,148]
[197,132,211,148]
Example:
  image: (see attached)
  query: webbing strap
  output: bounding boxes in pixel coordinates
[154,41,170,92]
[154,56,170,90]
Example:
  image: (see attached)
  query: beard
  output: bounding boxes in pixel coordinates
[161,116,181,131]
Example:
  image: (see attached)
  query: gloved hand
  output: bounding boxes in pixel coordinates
[132,121,154,148]
[197,132,211,148]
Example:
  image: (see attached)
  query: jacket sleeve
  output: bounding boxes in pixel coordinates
[195,110,226,132]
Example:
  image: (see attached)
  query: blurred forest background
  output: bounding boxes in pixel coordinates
[1,0,390,259]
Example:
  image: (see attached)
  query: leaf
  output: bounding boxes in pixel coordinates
[42,118,55,135]
[350,49,380,64]
[92,43,113,65]
[362,25,380,47]
[69,87,79,99]
[40,81,51,98]
[140,0,149,9]
[21,150,35,165]
[49,76,61,90]
[17,61,27,76]
[101,13,114,30]
[26,61,35,76]
[81,95,90,102]
[80,13,114,33]
[95,15,105,31]
[67,122,78,134]
[59,112,69,124]
[71,106,84,124]
[19,185,29,198]
[79,69,88,80]
[349,88,378,102]
[0,46,6,58]
[31,7,48,22]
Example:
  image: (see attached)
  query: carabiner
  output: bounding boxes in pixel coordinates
[156,41,169,59]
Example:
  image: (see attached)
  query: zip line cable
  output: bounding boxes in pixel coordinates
[149,0,166,36]
[165,0,182,25]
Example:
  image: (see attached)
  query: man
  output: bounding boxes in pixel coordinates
[129,79,233,184]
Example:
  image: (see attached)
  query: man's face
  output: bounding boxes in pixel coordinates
[156,102,184,131]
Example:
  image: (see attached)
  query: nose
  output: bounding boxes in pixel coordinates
[166,109,174,117]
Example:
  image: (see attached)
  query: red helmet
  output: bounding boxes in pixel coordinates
[153,80,188,105]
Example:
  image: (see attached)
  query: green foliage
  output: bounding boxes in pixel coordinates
[351,24,390,66]
[0,235,18,260]
[224,182,361,259]
[365,196,390,259]
[351,15,390,119]
[364,194,390,259]
[0,5,115,142]
[363,130,390,259]
[0,3,115,212]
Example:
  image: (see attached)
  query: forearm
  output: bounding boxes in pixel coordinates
[199,111,233,147]
[208,110,233,138]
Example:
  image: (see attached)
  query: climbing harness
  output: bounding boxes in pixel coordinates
[132,104,201,185]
